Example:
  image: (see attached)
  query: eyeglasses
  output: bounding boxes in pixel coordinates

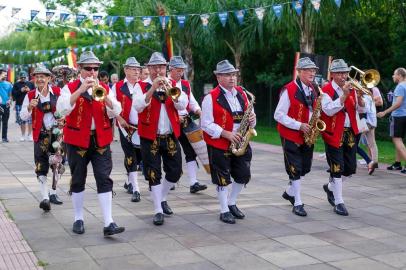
[83,66,99,72]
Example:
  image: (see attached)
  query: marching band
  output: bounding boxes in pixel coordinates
[24,51,380,236]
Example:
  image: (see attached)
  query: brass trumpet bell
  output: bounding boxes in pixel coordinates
[166,86,181,100]
[92,84,107,101]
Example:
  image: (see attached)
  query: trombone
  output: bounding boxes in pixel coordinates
[348,66,380,97]
[154,76,181,100]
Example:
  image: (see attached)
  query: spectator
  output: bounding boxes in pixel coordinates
[377,67,406,174]
[140,66,150,81]
[12,71,35,141]
[110,73,118,88]
[363,92,379,174]
[0,69,12,142]
[99,70,110,85]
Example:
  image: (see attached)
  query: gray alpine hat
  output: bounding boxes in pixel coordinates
[296,57,319,70]
[169,56,187,69]
[77,51,103,65]
[124,57,141,68]
[145,52,167,66]
[32,66,52,76]
[330,59,351,73]
[213,60,239,74]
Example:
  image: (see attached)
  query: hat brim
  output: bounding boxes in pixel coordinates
[330,68,351,73]
[169,65,187,69]
[124,64,142,68]
[213,69,239,75]
[77,59,103,65]
[145,62,167,66]
[33,72,52,76]
[296,66,319,70]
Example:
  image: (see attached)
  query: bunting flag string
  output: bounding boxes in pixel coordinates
[0,55,66,69]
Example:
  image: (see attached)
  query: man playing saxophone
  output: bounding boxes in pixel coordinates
[320,59,365,216]
[274,57,320,217]
[201,60,256,224]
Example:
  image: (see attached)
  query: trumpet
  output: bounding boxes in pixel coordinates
[92,79,107,102]
[348,66,380,97]
[154,76,181,100]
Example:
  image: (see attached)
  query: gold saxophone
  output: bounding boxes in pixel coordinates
[303,83,326,146]
[229,89,257,156]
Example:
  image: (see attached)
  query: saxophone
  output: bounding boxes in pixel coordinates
[304,83,326,146]
[229,89,257,156]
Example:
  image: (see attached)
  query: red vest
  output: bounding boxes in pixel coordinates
[28,87,61,142]
[115,80,133,124]
[203,86,248,150]
[321,82,359,148]
[180,80,191,112]
[63,79,113,148]
[277,81,317,145]
[137,80,181,140]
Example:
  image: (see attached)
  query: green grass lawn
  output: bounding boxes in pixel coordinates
[252,125,395,164]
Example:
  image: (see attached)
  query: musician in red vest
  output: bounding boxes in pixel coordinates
[56,51,125,236]
[133,52,188,226]
[20,66,63,211]
[168,56,207,194]
[274,57,319,217]
[201,60,256,224]
[321,59,365,216]
[112,57,142,202]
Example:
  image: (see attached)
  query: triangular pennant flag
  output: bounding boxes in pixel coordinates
[311,0,321,12]
[109,16,118,27]
[133,33,141,42]
[200,14,210,28]
[0,6,5,12]
[142,32,150,39]
[46,11,55,22]
[142,16,152,27]
[159,16,169,30]
[273,4,283,19]
[111,41,117,48]
[234,10,245,25]
[57,49,62,54]
[49,49,55,55]
[76,14,87,26]
[113,32,118,37]
[292,0,303,16]
[124,16,134,27]
[127,33,132,38]
[255,7,266,21]
[11,8,21,17]
[103,43,108,49]
[127,38,132,44]
[217,12,228,27]
[93,15,103,25]
[119,40,125,47]
[95,29,101,36]
[96,45,101,49]
[176,15,186,28]
[335,0,342,8]
[30,10,39,21]
[60,13,70,22]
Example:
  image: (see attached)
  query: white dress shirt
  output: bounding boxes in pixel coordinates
[169,77,201,116]
[321,80,365,127]
[132,77,188,135]
[20,86,55,130]
[274,80,313,130]
[201,85,256,139]
[112,78,139,125]
[56,76,122,130]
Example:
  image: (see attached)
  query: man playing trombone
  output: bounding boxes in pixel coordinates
[20,66,63,211]
[133,52,188,226]
[56,51,125,236]
[320,59,365,216]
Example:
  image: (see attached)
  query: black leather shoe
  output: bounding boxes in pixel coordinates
[219,212,236,224]
[131,191,141,202]
[170,185,175,190]
[334,203,349,216]
[72,220,85,234]
[292,204,307,216]
[103,222,125,236]
[282,191,295,206]
[39,199,51,212]
[161,201,173,215]
[401,168,406,174]
[123,182,129,190]
[126,183,133,194]
[49,194,63,205]
[387,163,402,170]
[190,182,207,194]
[323,184,335,207]
[228,205,245,219]
[153,213,164,225]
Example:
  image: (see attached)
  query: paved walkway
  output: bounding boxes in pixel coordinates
[1,117,406,270]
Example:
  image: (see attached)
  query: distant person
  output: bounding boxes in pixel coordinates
[12,71,35,141]
[99,70,110,85]
[110,73,119,88]
[377,67,406,174]
[0,69,12,142]
[140,66,150,81]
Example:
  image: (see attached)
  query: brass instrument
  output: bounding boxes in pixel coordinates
[304,83,326,146]
[155,76,181,100]
[229,89,257,156]
[348,66,380,96]
[92,79,107,101]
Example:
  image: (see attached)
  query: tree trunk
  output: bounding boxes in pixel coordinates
[183,46,194,84]
[299,0,315,54]
[234,50,242,84]
[110,61,121,79]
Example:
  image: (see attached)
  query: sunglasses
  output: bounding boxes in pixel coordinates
[83,66,99,72]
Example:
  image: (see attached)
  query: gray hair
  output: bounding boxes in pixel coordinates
[110,73,118,80]
[395,68,406,78]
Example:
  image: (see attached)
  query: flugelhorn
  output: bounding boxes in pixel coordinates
[91,79,107,101]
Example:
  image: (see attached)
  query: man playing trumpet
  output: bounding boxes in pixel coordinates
[56,51,125,236]
[133,52,188,226]
[20,66,63,211]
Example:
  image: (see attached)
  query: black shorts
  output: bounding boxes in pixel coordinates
[390,116,406,138]
[281,138,314,180]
